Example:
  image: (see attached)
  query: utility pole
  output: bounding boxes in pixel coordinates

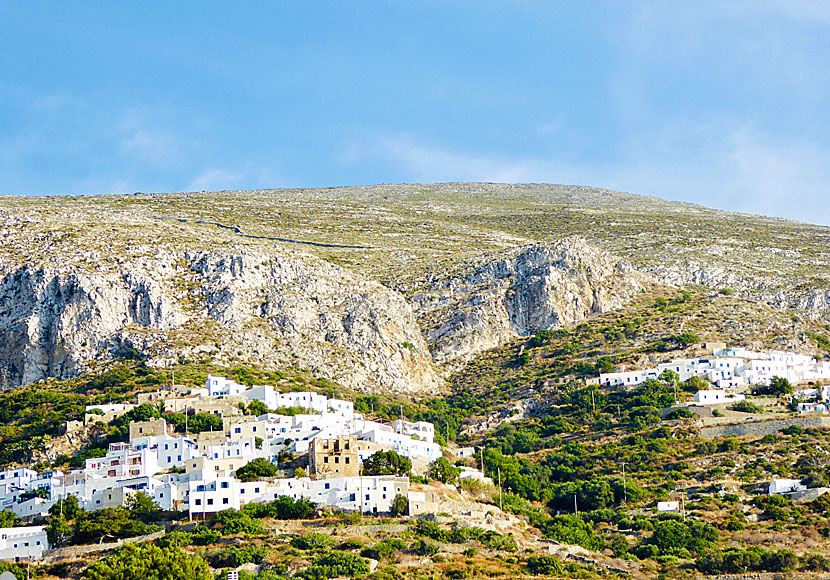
[497,467,503,511]
[621,461,627,505]
[681,491,686,521]
[574,494,578,515]
[591,389,595,413]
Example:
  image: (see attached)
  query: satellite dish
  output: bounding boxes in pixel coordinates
[0,572,18,580]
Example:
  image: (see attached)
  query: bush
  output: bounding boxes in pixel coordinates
[295,552,370,579]
[291,532,334,551]
[526,555,564,576]
[730,400,763,414]
[85,544,212,580]
[190,525,221,545]
[411,538,439,557]
[209,509,262,535]
[236,458,278,482]
[360,538,405,560]
[666,407,694,420]
[208,545,269,567]
[391,494,409,517]
[540,515,604,551]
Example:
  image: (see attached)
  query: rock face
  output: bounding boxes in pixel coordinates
[188,250,442,395]
[410,238,652,365]
[0,232,648,393]
[0,248,442,395]
[0,262,182,387]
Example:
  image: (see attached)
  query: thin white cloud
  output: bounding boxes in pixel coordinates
[343,130,830,225]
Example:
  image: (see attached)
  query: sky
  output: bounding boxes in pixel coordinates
[1,1,829,224]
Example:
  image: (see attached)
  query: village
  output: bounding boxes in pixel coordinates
[0,375,493,562]
[3,344,830,563]
[597,344,830,413]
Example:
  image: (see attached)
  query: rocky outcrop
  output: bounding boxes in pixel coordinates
[410,238,652,364]
[0,261,182,386]
[0,248,443,395]
[188,250,442,395]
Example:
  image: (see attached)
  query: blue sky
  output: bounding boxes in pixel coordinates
[2,2,829,223]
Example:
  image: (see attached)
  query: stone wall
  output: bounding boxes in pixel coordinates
[40,530,165,564]
[699,416,830,439]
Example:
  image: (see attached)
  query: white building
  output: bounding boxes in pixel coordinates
[206,375,246,397]
[657,501,680,512]
[769,478,806,495]
[0,526,48,561]
[693,390,745,405]
[392,419,435,443]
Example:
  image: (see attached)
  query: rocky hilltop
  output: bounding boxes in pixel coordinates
[2,182,829,391]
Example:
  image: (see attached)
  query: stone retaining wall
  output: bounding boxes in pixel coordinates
[699,417,830,439]
[40,530,165,564]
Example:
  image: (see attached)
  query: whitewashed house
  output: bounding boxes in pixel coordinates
[206,375,246,397]
[769,478,806,495]
[692,390,745,405]
[0,525,48,561]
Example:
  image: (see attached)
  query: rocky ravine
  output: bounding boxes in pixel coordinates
[0,237,649,393]
[411,237,653,365]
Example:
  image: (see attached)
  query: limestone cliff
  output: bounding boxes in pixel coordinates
[410,238,652,365]
[0,248,442,395]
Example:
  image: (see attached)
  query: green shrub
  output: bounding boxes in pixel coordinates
[295,552,370,579]
[236,458,278,482]
[291,532,334,551]
[209,509,262,535]
[85,544,212,580]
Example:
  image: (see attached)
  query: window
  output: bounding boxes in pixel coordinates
[223,498,229,504]
[221,482,229,489]
[207,498,213,505]
[324,483,330,490]
[335,457,339,464]
[345,458,350,464]
[255,487,260,493]
[195,499,201,505]
[235,428,241,434]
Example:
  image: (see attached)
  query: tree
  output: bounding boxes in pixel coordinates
[85,544,212,580]
[209,509,262,535]
[755,376,794,396]
[0,511,20,528]
[46,514,72,548]
[428,457,461,484]
[293,467,307,478]
[247,400,269,416]
[49,495,81,520]
[236,458,278,482]
[73,507,147,544]
[126,491,162,523]
[658,369,679,385]
[361,450,412,476]
[391,494,409,517]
